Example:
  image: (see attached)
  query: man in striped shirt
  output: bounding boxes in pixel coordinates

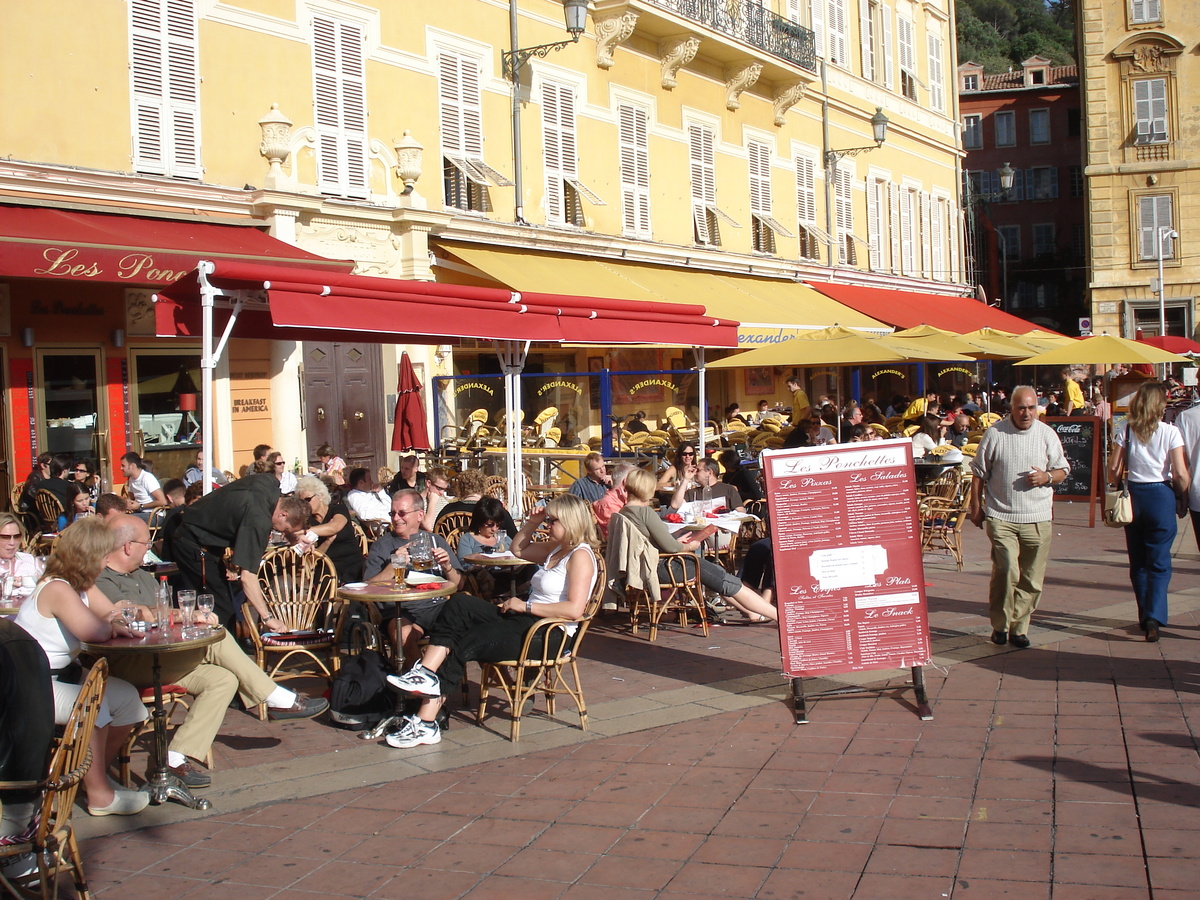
[969,386,1069,649]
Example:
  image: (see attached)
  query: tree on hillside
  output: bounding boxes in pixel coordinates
[957,0,1075,73]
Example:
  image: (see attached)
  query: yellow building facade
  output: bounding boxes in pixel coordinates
[1076,0,1199,339]
[0,0,966,486]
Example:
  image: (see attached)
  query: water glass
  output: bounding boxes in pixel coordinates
[177,590,197,628]
[119,601,139,628]
[197,593,215,625]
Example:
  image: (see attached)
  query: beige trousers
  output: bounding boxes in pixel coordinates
[985,518,1053,636]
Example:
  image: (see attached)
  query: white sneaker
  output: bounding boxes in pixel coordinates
[88,789,150,817]
[385,716,441,749]
[386,663,441,697]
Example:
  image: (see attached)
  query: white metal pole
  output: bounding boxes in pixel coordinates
[694,346,707,458]
[198,260,216,496]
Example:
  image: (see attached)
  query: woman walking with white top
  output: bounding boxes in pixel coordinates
[1109,382,1190,642]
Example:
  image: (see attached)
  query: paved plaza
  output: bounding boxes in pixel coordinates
[73,498,1200,899]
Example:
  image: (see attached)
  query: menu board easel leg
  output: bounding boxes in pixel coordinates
[789,666,935,724]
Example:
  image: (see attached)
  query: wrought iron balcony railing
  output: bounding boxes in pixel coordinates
[646,0,817,72]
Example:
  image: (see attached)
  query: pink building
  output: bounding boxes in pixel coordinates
[959,57,1086,334]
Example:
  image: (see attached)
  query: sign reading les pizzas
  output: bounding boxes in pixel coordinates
[764,442,932,678]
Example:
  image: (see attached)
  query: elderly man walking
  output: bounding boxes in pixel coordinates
[969,385,1069,648]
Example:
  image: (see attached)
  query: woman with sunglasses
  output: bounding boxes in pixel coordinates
[656,443,697,490]
[457,497,535,599]
[0,513,41,581]
[266,450,298,494]
[71,458,99,506]
[293,475,362,583]
[385,494,599,748]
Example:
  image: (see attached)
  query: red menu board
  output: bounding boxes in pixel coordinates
[764,441,932,678]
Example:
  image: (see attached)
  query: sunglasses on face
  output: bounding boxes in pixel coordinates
[543,515,559,525]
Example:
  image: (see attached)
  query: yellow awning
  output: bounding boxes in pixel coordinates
[442,244,887,339]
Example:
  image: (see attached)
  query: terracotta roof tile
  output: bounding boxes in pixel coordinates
[975,65,1078,91]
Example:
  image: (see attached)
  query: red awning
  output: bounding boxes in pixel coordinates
[156,260,739,347]
[806,282,1056,335]
[0,204,351,287]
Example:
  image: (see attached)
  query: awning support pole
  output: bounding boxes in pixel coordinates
[693,346,707,456]
[197,260,244,497]
[494,339,530,517]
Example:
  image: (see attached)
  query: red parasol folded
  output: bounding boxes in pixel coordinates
[391,352,430,452]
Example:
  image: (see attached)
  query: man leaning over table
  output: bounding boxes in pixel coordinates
[969,385,1069,649]
[95,515,328,788]
[363,489,464,668]
[168,472,306,630]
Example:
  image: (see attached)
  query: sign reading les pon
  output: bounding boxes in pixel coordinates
[764,441,932,678]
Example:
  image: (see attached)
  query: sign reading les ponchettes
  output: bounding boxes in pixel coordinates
[764,441,932,678]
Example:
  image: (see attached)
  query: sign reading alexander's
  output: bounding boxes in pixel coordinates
[764,441,931,679]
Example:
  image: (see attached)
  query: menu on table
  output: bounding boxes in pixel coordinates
[764,441,931,678]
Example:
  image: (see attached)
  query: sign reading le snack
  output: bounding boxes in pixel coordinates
[763,441,932,695]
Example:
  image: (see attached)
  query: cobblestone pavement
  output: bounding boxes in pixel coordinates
[72,500,1200,898]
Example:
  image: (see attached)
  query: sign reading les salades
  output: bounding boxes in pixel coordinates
[764,441,932,679]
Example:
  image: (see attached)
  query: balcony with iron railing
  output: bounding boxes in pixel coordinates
[593,0,818,78]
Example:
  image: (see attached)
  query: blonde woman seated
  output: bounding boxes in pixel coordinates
[619,468,777,625]
[384,494,599,748]
[14,518,150,817]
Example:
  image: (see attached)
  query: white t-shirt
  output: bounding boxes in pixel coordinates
[127,468,161,505]
[1115,421,1183,484]
[1176,406,1200,510]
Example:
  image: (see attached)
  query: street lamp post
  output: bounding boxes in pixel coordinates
[1155,225,1178,377]
[824,104,889,266]
[504,0,588,224]
[972,162,1016,309]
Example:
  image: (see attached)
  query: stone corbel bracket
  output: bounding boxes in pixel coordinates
[725,61,763,111]
[595,10,638,69]
[659,34,700,89]
[772,81,808,126]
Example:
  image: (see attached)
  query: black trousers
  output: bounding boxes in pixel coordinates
[171,528,237,627]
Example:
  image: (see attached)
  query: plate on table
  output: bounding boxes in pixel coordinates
[343,582,368,589]
[406,572,441,586]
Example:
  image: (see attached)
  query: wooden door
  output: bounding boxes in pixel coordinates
[302,341,384,474]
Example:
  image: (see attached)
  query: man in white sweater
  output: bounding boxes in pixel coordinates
[969,386,1069,649]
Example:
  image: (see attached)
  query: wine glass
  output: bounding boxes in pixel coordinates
[197,593,215,625]
[119,601,139,629]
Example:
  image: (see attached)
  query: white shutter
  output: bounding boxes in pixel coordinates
[542,81,565,223]
[835,164,854,263]
[859,0,875,81]
[899,187,914,274]
[927,34,944,111]
[866,178,881,270]
[689,124,716,243]
[1138,195,1173,260]
[931,197,945,281]
[919,191,932,277]
[809,0,825,60]
[828,0,848,67]
[618,104,651,238]
[312,16,368,199]
[130,0,201,178]
[748,141,771,214]
[888,182,901,272]
[897,15,915,76]
[1134,79,1168,143]
[947,198,960,282]
[880,5,894,90]
[795,154,817,223]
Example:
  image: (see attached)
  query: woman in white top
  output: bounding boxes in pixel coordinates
[0,513,42,582]
[1109,382,1190,642]
[384,494,599,749]
[13,518,150,816]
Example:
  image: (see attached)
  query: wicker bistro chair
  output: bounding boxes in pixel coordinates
[433,511,472,550]
[9,480,24,513]
[483,475,508,504]
[0,660,107,900]
[475,555,606,741]
[33,490,64,534]
[919,494,971,570]
[243,547,340,720]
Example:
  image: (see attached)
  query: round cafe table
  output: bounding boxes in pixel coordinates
[82,624,224,811]
[461,553,532,568]
[337,580,458,666]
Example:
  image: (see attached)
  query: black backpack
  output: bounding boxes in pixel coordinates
[328,648,393,730]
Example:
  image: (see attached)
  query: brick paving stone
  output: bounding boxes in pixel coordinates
[577,854,684,890]
[755,867,860,899]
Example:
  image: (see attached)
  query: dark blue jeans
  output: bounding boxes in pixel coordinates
[1126,481,1176,626]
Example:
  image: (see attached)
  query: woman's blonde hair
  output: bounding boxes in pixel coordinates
[0,513,27,547]
[545,493,599,550]
[452,467,487,498]
[42,517,118,592]
[623,467,657,502]
[1127,382,1167,443]
[294,475,331,507]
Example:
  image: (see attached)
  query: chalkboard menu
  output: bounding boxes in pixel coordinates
[1043,416,1101,526]
[763,441,931,678]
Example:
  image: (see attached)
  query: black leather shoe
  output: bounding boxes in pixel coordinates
[1146,620,1160,643]
[990,630,1008,645]
[1009,633,1031,649]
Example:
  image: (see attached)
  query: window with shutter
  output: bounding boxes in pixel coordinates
[1032,224,1056,256]
[437,51,512,213]
[879,5,895,90]
[809,0,825,60]
[859,0,875,81]
[1029,108,1050,144]
[130,0,201,179]
[1130,0,1161,24]
[996,225,1020,260]
[919,191,932,277]
[828,0,848,68]
[931,197,946,281]
[689,124,737,245]
[897,15,917,100]
[1133,78,1168,144]
[1137,194,1174,260]
[994,111,1015,147]
[962,115,982,149]
[794,154,825,260]
[866,178,885,271]
[927,34,944,111]
[1027,167,1058,200]
[542,81,603,226]
[618,104,651,238]
[835,164,856,265]
[748,141,791,254]
[899,187,915,274]
[312,15,368,199]
[888,182,901,273]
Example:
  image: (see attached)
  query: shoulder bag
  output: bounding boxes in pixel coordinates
[1103,423,1133,528]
